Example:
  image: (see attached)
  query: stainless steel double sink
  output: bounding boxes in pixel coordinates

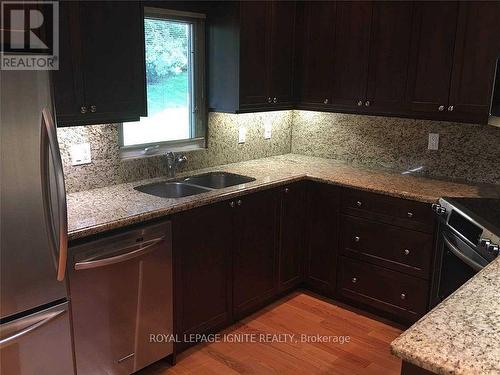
[134,172,256,198]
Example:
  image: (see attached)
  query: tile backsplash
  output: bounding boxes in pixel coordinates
[291,111,500,185]
[57,111,293,192]
[58,109,500,193]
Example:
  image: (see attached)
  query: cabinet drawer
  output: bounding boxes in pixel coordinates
[341,188,434,233]
[338,256,428,322]
[341,215,433,278]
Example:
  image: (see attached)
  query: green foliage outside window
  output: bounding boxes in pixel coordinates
[144,18,189,84]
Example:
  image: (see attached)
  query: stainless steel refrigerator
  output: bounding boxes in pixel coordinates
[0,70,75,374]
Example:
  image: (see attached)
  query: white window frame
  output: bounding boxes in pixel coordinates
[119,7,206,159]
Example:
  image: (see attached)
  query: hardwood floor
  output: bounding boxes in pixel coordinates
[139,291,404,375]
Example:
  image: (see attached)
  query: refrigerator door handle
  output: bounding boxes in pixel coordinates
[41,108,68,281]
[0,308,67,349]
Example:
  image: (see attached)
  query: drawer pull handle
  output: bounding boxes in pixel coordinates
[400,293,406,300]
[351,277,358,283]
[284,187,290,194]
[404,249,410,256]
[229,201,235,208]
[354,236,360,243]
[407,212,414,218]
[356,201,362,208]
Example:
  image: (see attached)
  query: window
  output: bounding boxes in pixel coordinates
[120,7,206,156]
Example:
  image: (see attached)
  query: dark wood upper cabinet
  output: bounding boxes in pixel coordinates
[208,1,296,113]
[331,1,372,110]
[239,1,271,108]
[406,2,459,115]
[298,1,337,106]
[278,183,306,292]
[406,1,500,123]
[298,1,414,115]
[54,1,146,126]
[448,1,500,123]
[365,1,413,112]
[269,1,296,106]
[233,189,280,318]
[172,201,233,351]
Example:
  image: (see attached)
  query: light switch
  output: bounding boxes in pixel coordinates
[71,143,91,165]
[238,127,246,144]
[428,133,439,150]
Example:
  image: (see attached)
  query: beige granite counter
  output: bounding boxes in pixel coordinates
[391,255,500,375]
[67,154,500,241]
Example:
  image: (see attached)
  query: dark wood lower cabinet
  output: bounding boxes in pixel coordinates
[401,361,436,375]
[172,182,436,354]
[172,201,233,351]
[233,189,280,319]
[305,183,340,296]
[337,256,429,323]
[278,183,306,292]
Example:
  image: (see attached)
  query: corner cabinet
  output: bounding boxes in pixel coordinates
[298,1,413,115]
[53,1,146,126]
[208,1,296,113]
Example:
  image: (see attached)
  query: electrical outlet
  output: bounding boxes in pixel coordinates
[238,127,247,144]
[428,133,440,150]
[264,122,272,139]
[71,143,91,165]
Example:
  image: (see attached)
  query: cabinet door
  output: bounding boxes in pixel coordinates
[53,2,85,122]
[269,1,296,106]
[233,189,279,318]
[239,1,271,108]
[448,1,500,123]
[305,183,340,296]
[279,183,306,292]
[331,1,372,109]
[299,1,336,106]
[79,1,146,123]
[406,1,458,114]
[366,2,413,112]
[173,202,233,351]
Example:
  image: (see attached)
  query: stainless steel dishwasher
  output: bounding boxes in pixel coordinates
[68,221,173,374]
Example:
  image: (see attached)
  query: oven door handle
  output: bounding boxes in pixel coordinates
[443,234,484,272]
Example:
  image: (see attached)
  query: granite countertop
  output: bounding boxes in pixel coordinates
[67,154,500,241]
[391,255,500,375]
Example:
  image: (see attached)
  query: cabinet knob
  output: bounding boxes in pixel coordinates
[354,236,360,243]
[90,105,97,113]
[267,97,272,104]
[357,100,363,107]
[284,187,290,194]
[273,97,277,104]
[80,106,87,114]
[407,212,414,219]
[365,100,370,107]
[229,201,235,208]
[324,98,329,104]
[237,199,242,206]
[352,277,358,284]
[400,293,406,300]
[448,105,454,112]
[356,201,362,208]
[404,249,410,256]
[438,105,445,112]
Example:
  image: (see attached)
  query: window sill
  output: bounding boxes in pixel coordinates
[119,138,206,160]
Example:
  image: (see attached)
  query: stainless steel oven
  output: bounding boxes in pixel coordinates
[430,198,500,308]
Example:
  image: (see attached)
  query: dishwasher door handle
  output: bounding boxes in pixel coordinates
[74,237,165,270]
